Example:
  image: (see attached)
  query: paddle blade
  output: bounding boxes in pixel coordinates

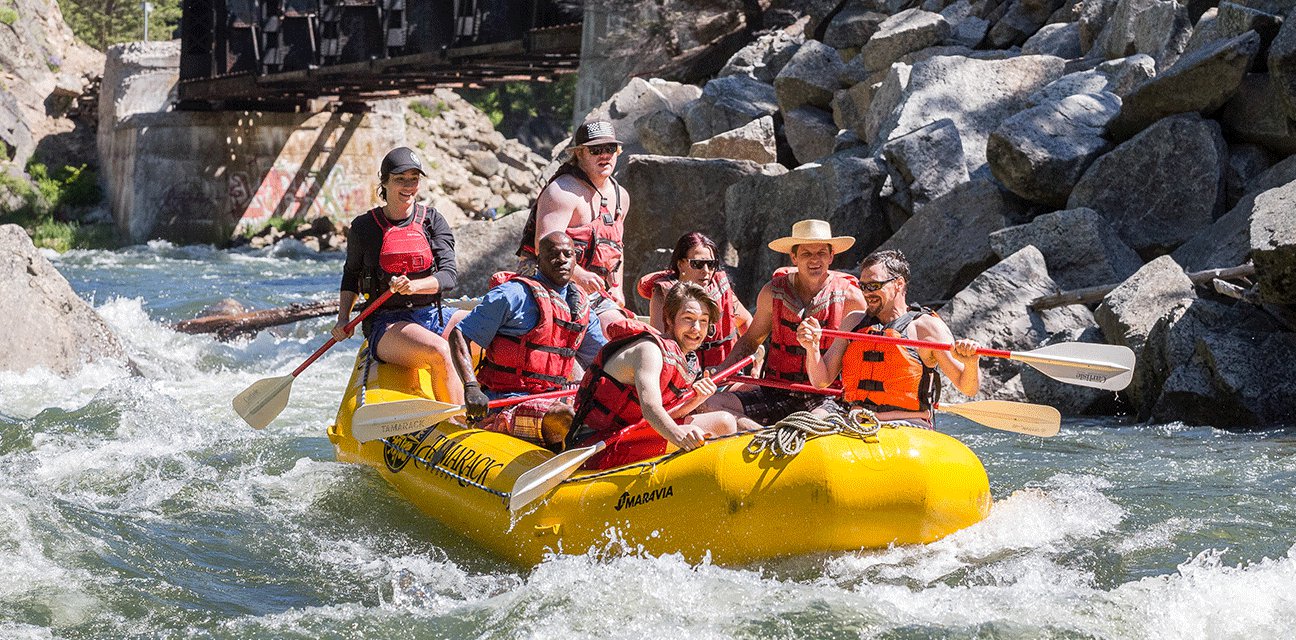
[232,375,295,429]
[508,441,606,513]
[1014,342,1136,391]
[351,398,464,443]
[939,400,1060,437]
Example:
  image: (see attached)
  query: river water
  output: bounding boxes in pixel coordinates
[2,241,1294,639]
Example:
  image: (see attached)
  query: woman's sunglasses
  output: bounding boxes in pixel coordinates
[858,276,898,292]
[586,144,620,156]
[688,259,720,270]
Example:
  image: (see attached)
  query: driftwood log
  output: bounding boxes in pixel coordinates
[174,301,340,341]
[1030,264,1257,310]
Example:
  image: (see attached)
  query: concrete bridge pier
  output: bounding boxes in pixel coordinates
[99,42,403,245]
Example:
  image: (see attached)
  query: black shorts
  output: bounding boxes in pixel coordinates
[733,386,841,426]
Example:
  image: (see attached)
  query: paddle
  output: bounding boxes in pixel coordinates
[819,328,1135,391]
[728,375,1060,437]
[351,388,578,442]
[233,289,394,429]
[508,354,756,513]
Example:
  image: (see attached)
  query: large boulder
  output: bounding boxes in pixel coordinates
[784,105,841,165]
[1219,73,1296,156]
[725,152,890,301]
[0,225,128,375]
[1249,183,1296,303]
[873,54,1066,173]
[1173,153,1296,270]
[1027,54,1157,105]
[1106,30,1260,140]
[1093,255,1197,410]
[879,118,969,217]
[988,0,1070,49]
[773,40,845,113]
[941,245,1096,402]
[719,30,802,83]
[1266,4,1296,120]
[823,6,889,49]
[989,207,1144,290]
[688,115,778,164]
[582,77,702,157]
[988,92,1122,207]
[451,211,532,297]
[619,156,783,313]
[862,9,952,72]
[1154,330,1296,427]
[878,179,1029,303]
[1021,22,1084,58]
[1068,113,1228,257]
[683,75,780,143]
[858,62,912,144]
[1090,0,1193,69]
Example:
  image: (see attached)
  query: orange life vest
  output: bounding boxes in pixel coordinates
[568,319,698,451]
[636,269,740,368]
[841,306,941,412]
[765,269,858,383]
[475,274,591,395]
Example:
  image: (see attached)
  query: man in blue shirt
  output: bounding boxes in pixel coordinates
[448,232,607,446]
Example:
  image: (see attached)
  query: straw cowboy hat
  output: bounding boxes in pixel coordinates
[767,219,856,254]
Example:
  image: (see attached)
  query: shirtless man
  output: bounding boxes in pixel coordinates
[516,120,631,326]
[797,249,981,428]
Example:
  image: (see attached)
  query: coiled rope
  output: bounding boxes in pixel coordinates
[744,408,888,458]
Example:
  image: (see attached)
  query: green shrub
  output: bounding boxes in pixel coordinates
[0,162,115,251]
[0,9,18,25]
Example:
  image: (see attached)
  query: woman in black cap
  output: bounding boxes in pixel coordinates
[331,146,465,404]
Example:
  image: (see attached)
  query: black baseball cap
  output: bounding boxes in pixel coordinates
[572,120,622,146]
[380,146,426,177]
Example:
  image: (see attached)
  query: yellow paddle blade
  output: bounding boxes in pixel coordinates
[508,441,606,513]
[939,400,1061,437]
[232,375,295,429]
[351,398,465,443]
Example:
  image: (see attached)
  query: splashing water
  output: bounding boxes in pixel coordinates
[1,244,1293,638]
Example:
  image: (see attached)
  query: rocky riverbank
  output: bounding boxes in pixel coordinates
[584,0,1295,428]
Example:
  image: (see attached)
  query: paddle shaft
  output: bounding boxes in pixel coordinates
[595,355,756,445]
[730,375,838,396]
[487,388,576,410]
[819,327,1132,374]
[290,289,394,377]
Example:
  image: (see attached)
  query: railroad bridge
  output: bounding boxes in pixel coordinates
[176,0,585,110]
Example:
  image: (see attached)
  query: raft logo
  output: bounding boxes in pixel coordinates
[614,485,674,511]
[384,430,504,487]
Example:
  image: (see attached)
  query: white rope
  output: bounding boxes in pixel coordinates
[744,408,887,458]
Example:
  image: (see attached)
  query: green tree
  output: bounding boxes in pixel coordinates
[61,0,183,51]
[460,74,577,136]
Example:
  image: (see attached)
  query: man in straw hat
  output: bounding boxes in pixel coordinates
[708,219,867,425]
[516,120,632,326]
[795,249,982,429]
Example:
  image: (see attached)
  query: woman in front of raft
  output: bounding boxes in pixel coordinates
[566,282,760,470]
[331,146,464,404]
[637,232,752,369]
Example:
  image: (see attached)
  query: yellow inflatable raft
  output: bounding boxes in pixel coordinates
[328,349,993,566]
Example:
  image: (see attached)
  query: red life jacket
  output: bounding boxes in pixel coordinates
[475,274,591,394]
[568,319,698,468]
[765,269,858,383]
[842,307,941,413]
[637,269,740,368]
[371,205,433,276]
[517,171,624,292]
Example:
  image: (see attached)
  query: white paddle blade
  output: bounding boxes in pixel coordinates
[1014,342,1136,391]
[351,398,464,443]
[508,441,606,513]
[940,400,1061,437]
[232,375,295,429]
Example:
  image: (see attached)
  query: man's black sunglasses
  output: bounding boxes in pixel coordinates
[858,276,898,292]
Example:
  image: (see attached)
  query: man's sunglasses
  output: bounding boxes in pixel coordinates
[586,144,620,156]
[858,276,898,292]
[688,259,720,270]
